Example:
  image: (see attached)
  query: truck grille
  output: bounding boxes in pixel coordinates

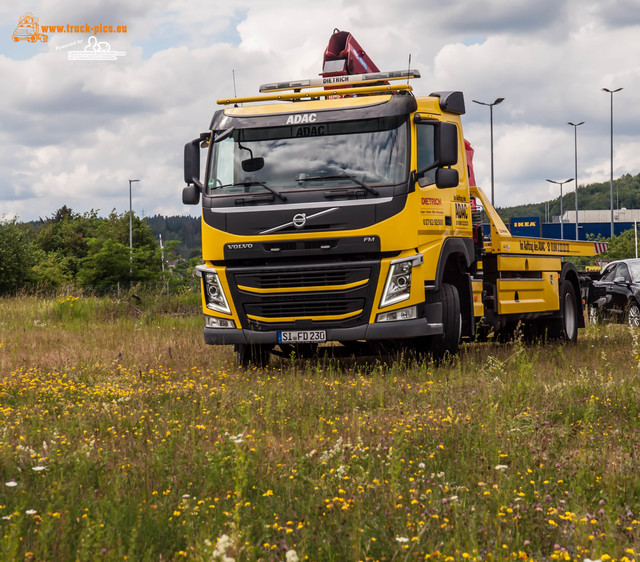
[244,294,363,318]
[234,267,369,289]
[226,260,379,329]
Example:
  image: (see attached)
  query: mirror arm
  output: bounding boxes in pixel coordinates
[412,161,442,184]
[190,177,204,190]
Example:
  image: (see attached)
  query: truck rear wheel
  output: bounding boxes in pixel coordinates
[234,343,271,368]
[561,281,579,342]
[430,282,461,360]
[547,281,578,342]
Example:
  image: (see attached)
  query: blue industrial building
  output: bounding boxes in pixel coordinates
[508,213,639,240]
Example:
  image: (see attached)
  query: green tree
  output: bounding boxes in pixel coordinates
[76,237,131,290]
[602,227,640,262]
[0,219,36,294]
[76,212,163,290]
[35,207,100,279]
[31,249,73,288]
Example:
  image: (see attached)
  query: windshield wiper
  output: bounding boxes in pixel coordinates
[246,180,286,201]
[300,173,379,196]
[220,180,287,201]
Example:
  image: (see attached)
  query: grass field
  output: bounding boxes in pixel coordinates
[1,294,640,561]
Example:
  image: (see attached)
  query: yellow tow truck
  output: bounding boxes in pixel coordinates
[182,30,605,366]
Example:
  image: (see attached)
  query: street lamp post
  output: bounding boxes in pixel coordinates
[129,179,140,277]
[472,97,505,207]
[602,87,622,238]
[567,121,584,240]
[546,178,574,240]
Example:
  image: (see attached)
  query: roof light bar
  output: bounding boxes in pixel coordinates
[217,83,414,106]
[259,69,421,93]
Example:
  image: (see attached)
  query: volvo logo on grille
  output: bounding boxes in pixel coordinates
[259,207,339,235]
[292,213,307,229]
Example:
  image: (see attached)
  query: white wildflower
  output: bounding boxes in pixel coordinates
[5,481,17,487]
[495,464,509,470]
[395,536,409,543]
[25,509,37,515]
[319,437,344,463]
[32,466,46,472]
[212,533,235,562]
[286,550,300,562]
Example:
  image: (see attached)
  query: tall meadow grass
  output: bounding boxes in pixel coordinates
[1,295,639,560]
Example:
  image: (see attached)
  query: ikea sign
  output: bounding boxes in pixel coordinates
[510,216,541,237]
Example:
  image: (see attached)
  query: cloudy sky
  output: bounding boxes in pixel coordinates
[2,0,640,222]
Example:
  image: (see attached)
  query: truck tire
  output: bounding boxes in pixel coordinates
[234,343,271,368]
[430,283,461,360]
[627,301,640,327]
[548,281,579,342]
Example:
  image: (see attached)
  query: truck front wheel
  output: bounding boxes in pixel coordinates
[430,282,461,360]
[234,343,271,368]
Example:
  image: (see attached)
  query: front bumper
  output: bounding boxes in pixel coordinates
[203,302,443,345]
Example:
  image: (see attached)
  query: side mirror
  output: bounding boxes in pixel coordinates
[184,136,205,190]
[613,276,626,284]
[436,168,459,188]
[437,122,458,167]
[182,184,200,205]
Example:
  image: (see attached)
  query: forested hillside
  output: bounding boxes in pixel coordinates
[497,172,640,221]
[145,215,201,259]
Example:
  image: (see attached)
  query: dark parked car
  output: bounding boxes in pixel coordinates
[589,258,640,327]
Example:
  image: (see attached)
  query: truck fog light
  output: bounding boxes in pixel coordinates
[376,305,417,323]
[205,315,236,329]
[380,255,422,308]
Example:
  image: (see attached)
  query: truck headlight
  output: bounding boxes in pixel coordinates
[197,266,231,314]
[380,255,423,308]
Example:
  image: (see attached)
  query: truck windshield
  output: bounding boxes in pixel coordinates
[206,115,408,195]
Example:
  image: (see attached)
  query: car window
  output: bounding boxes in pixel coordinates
[629,262,640,282]
[601,265,619,282]
[617,263,631,282]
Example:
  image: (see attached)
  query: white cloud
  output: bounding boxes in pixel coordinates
[1,0,640,221]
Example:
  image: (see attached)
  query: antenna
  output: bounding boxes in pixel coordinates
[407,54,411,84]
[232,69,241,107]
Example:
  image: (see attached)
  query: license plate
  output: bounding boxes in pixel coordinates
[277,330,326,343]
